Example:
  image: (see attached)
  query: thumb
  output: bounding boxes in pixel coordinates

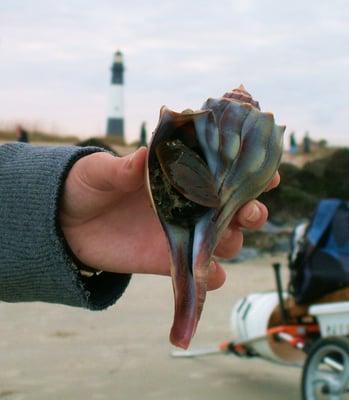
[111,147,148,193]
[76,147,147,193]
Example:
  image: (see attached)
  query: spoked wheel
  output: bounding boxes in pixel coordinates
[302,337,349,400]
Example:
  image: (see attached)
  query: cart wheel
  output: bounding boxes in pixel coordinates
[302,337,349,400]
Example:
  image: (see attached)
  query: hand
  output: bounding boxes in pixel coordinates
[60,148,279,290]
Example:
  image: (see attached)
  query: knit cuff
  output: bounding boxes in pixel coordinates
[0,143,131,310]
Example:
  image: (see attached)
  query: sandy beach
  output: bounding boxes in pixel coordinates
[0,253,301,400]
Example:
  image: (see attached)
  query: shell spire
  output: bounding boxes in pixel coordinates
[223,84,260,110]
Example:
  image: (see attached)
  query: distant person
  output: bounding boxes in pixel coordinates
[16,125,29,143]
[303,132,311,154]
[289,132,298,155]
[139,122,147,147]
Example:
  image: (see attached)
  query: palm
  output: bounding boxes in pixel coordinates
[60,150,170,275]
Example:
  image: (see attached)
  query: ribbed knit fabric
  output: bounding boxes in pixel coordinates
[0,143,131,310]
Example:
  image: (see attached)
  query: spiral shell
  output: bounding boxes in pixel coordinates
[146,85,285,348]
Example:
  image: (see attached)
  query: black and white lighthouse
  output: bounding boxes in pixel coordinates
[106,50,124,140]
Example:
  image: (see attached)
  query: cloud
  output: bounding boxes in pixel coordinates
[0,0,348,145]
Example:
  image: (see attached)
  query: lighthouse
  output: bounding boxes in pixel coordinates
[106,50,124,140]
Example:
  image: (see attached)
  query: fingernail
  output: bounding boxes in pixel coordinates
[126,147,147,170]
[222,229,232,240]
[125,151,137,169]
[209,260,217,273]
[245,202,261,223]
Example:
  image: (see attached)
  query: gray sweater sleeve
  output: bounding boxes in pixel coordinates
[0,143,131,310]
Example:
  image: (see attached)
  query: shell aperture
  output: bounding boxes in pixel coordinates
[155,139,220,209]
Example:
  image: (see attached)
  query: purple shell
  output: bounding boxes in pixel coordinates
[146,85,285,348]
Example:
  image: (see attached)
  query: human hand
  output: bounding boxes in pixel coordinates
[60,148,279,290]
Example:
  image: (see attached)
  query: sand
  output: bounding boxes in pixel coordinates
[0,253,301,400]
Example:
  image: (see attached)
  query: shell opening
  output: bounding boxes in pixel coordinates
[149,119,216,228]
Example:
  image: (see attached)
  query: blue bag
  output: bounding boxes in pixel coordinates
[288,199,349,304]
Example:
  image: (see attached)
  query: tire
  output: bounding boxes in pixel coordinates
[302,336,349,400]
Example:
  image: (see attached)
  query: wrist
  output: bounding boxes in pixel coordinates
[76,263,103,278]
[60,225,103,278]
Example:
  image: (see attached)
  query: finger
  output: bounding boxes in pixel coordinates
[207,260,226,290]
[214,228,243,259]
[265,172,280,192]
[234,200,268,230]
[112,147,148,193]
[77,147,147,193]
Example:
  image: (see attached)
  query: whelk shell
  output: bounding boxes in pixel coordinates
[146,85,285,349]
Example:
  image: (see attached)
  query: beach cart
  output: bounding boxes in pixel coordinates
[172,263,349,400]
[173,200,349,398]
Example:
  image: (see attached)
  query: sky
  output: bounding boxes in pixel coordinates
[0,0,348,146]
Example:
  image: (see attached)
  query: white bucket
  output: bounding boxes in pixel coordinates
[230,292,305,365]
[310,301,349,337]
